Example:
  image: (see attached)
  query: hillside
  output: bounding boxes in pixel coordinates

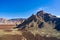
[0,29,60,40]
[16,10,60,39]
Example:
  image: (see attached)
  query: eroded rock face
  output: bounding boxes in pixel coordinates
[38,22,44,28]
[54,18,60,31]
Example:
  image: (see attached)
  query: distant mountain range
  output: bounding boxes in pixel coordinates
[0,18,25,24]
[8,18,25,21]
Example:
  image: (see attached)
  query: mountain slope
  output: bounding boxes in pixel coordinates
[16,10,60,39]
[16,10,60,31]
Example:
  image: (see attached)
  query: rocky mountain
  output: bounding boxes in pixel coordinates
[0,18,25,24]
[8,18,25,22]
[16,10,60,31]
[0,18,7,23]
[8,18,25,24]
[16,10,60,39]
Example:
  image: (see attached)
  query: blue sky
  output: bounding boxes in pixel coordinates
[0,0,60,19]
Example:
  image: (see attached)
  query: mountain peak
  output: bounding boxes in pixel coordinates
[36,10,44,17]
